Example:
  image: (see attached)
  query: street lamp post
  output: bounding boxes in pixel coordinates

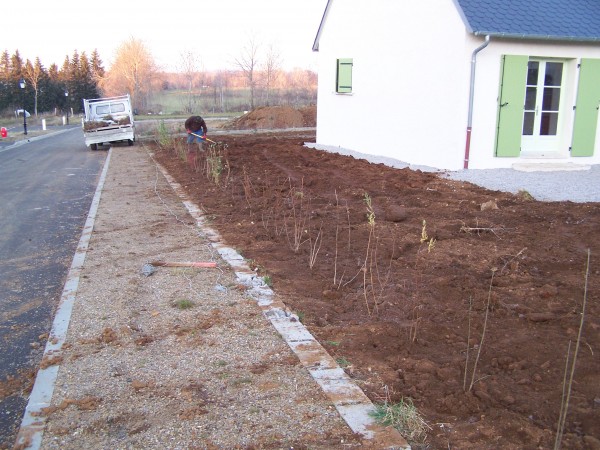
[19,78,27,135]
[64,90,69,125]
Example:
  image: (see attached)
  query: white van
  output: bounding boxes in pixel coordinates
[82,94,135,150]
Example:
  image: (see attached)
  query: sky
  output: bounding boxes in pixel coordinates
[2,0,327,72]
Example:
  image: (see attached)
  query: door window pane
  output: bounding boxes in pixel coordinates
[542,87,561,111]
[526,61,539,85]
[525,87,537,109]
[540,112,558,135]
[522,112,535,135]
[544,62,563,86]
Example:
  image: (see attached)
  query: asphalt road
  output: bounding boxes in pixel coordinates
[0,128,107,447]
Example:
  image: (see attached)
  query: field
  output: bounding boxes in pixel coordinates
[147,87,316,116]
[149,119,599,449]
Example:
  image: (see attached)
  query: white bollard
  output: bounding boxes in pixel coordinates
[42,119,47,130]
[62,116,66,125]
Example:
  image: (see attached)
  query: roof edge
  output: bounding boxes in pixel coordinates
[312,0,334,52]
[473,31,600,43]
[451,0,474,34]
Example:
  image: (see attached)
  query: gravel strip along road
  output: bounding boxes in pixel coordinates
[15,146,407,449]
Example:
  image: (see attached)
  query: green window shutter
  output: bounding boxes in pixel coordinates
[336,58,353,93]
[495,55,528,157]
[571,58,600,157]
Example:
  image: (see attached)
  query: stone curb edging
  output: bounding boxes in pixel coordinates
[151,153,410,450]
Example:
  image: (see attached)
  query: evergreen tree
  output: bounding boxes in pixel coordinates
[90,49,105,88]
[0,48,104,115]
[46,63,65,113]
[10,51,26,111]
[77,52,98,112]
[0,50,12,111]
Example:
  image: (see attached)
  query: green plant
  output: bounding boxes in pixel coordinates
[296,311,305,323]
[326,340,340,346]
[518,189,535,201]
[154,120,172,148]
[262,275,273,287]
[336,357,351,368]
[369,397,430,442]
[174,299,194,310]
[206,145,223,183]
[203,142,229,184]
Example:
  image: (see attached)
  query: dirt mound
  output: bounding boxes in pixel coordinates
[220,105,316,130]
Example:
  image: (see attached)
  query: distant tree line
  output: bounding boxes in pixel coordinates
[0,49,104,117]
[159,68,317,115]
[171,37,316,115]
[1,37,317,117]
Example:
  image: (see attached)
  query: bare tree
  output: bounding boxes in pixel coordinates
[262,44,282,106]
[23,58,44,116]
[99,37,159,111]
[211,70,231,113]
[178,50,201,114]
[286,68,317,106]
[234,34,260,110]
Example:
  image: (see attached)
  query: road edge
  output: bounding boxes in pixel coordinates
[13,149,113,450]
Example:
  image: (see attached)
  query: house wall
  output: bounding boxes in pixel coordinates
[315,0,474,170]
[468,38,600,169]
[315,0,600,170]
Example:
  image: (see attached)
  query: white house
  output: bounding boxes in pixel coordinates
[312,0,600,170]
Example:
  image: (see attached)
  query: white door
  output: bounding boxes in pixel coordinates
[521,60,565,155]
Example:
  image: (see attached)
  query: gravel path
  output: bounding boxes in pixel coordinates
[443,164,600,203]
[19,146,369,449]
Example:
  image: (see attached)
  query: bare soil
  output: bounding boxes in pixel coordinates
[220,105,316,130]
[151,112,600,449]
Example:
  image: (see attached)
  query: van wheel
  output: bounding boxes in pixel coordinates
[128,139,134,146]
[90,143,97,150]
